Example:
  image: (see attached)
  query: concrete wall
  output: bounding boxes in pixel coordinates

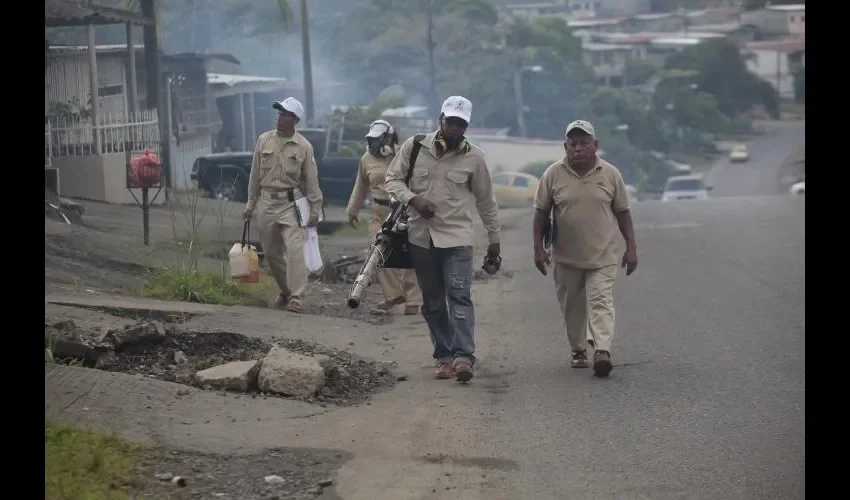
[53,154,166,206]
[469,137,565,173]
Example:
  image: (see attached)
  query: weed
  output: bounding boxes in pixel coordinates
[140,266,274,306]
[45,421,146,500]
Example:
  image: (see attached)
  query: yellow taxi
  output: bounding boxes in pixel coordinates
[491,172,540,208]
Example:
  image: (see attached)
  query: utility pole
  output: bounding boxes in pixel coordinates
[426,0,439,117]
[300,0,314,123]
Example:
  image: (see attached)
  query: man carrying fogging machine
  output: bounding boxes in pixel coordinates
[346,119,422,315]
[346,133,428,310]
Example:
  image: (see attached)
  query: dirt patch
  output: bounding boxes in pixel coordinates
[46,315,398,407]
[135,447,349,500]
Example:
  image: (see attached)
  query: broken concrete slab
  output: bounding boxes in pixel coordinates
[195,360,261,392]
[104,321,167,351]
[258,346,326,398]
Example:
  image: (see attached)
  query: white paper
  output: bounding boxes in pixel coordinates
[295,197,325,227]
[303,226,323,272]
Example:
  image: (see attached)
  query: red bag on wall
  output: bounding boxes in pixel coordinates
[129,150,162,188]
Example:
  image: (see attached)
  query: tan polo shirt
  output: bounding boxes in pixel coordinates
[346,152,394,217]
[246,129,323,218]
[534,156,630,269]
[384,131,501,249]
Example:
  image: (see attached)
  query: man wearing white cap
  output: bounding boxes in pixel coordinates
[384,95,501,383]
[346,119,422,315]
[532,119,638,378]
[243,97,324,313]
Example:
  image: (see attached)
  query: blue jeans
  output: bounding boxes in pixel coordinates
[409,243,476,366]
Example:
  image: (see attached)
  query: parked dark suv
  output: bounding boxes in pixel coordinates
[190,128,361,205]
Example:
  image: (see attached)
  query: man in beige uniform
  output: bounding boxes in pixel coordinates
[243,97,324,313]
[532,120,638,378]
[346,119,422,315]
[385,96,501,383]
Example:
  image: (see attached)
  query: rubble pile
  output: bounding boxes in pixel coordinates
[45,318,397,405]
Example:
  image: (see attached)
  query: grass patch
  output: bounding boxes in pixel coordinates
[45,421,145,500]
[140,267,276,306]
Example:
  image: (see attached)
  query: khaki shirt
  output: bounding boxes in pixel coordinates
[384,131,501,249]
[534,156,630,269]
[247,129,323,218]
[346,152,394,217]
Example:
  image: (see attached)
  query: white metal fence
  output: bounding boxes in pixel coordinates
[45,109,160,157]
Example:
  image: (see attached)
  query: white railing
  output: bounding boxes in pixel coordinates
[45,109,160,158]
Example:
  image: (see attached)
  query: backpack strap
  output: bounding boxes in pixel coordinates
[403,134,427,186]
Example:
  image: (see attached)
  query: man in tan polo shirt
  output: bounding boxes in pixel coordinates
[242,97,324,314]
[385,95,501,383]
[346,119,422,315]
[532,119,638,377]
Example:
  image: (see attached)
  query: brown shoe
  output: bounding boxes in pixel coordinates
[571,350,590,369]
[453,361,473,383]
[593,350,613,377]
[435,363,454,380]
[375,296,405,311]
[404,305,420,315]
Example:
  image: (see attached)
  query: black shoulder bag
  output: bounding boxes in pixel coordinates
[382,134,426,270]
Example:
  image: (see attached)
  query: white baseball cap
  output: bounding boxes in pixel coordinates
[365,119,394,138]
[272,97,304,119]
[565,119,596,138]
[440,95,472,124]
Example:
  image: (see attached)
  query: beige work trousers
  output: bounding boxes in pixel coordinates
[370,204,422,306]
[256,195,307,299]
[553,263,618,352]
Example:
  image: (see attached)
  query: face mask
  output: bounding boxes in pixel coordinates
[442,134,464,150]
[368,139,392,157]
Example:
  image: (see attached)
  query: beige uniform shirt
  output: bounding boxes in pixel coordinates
[534,156,630,269]
[247,129,323,218]
[384,131,501,249]
[346,152,394,217]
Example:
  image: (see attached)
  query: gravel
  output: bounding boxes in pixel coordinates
[135,447,350,499]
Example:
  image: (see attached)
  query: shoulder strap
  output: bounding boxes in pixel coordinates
[404,134,427,186]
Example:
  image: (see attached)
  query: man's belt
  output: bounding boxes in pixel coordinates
[262,188,295,202]
[373,197,390,206]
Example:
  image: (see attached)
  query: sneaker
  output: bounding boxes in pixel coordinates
[273,293,291,309]
[453,361,473,383]
[571,350,590,369]
[285,298,304,313]
[593,350,613,377]
[435,363,454,380]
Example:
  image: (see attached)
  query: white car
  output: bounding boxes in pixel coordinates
[626,184,640,203]
[789,180,805,195]
[661,175,712,202]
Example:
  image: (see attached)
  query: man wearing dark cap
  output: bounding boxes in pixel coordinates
[243,97,324,313]
[532,119,638,377]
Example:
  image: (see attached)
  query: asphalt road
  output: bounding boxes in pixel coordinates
[704,120,805,197]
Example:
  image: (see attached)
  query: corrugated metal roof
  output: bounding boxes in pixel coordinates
[207,73,288,87]
[583,42,637,51]
[745,40,805,53]
[45,0,153,27]
[766,4,805,12]
[47,45,241,65]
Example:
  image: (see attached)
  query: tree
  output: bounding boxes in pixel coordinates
[665,38,780,119]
